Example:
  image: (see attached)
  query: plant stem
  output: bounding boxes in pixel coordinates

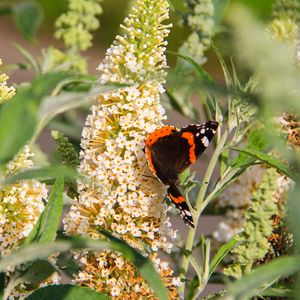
[179,130,228,295]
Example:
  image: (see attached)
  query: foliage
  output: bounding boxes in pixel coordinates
[0,0,300,299]
[224,168,278,279]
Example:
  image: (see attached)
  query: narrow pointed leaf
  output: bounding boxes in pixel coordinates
[22,177,64,245]
[168,51,215,86]
[230,147,297,181]
[0,73,67,165]
[37,84,128,133]
[3,165,77,185]
[25,285,111,300]
[0,236,168,300]
[209,238,237,278]
[39,177,64,242]
[226,256,300,298]
[19,260,56,285]
[12,2,43,41]
[14,43,40,73]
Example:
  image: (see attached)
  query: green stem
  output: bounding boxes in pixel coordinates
[179,130,228,295]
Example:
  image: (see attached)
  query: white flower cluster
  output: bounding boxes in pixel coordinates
[0,146,61,300]
[179,0,215,65]
[64,0,181,297]
[76,250,180,299]
[218,165,267,209]
[0,146,47,257]
[187,0,214,33]
[98,0,171,85]
[213,211,244,243]
[273,174,293,204]
[64,82,176,252]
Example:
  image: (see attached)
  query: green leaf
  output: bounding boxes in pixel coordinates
[212,44,232,88]
[168,51,215,87]
[231,128,267,168]
[0,73,67,165]
[212,0,229,24]
[189,254,203,284]
[37,84,126,135]
[56,252,81,278]
[226,255,300,299]
[25,285,111,300]
[165,89,185,116]
[260,287,292,297]
[31,72,69,97]
[3,260,56,299]
[19,260,56,285]
[230,147,297,181]
[164,87,199,121]
[0,88,37,165]
[209,238,237,278]
[38,177,64,242]
[186,276,199,300]
[0,236,168,300]
[14,43,40,74]
[12,2,43,41]
[25,178,64,245]
[2,165,77,186]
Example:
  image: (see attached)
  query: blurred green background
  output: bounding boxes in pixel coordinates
[0,0,274,67]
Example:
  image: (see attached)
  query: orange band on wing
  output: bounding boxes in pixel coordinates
[145,147,156,176]
[169,194,185,204]
[145,126,177,147]
[181,132,196,163]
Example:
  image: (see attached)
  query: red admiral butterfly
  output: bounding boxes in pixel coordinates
[145,121,219,227]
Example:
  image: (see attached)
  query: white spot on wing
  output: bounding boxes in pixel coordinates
[200,129,205,134]
[201,136,209,147]
[184,210,192,216]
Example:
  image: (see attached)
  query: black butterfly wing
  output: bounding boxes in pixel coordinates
[146,128,191,185]
[146,121,218,184]
[145,122,218,228]
[179,121,218,171]
[167,183,194,227]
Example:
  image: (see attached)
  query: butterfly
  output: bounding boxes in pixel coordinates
[144,121,219,227]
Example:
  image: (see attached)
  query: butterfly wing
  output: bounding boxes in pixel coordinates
[145,121,218,228]
[179,121,219,172]
[145,121,219,183]
[145,126,190,185]
[167,183,194,227]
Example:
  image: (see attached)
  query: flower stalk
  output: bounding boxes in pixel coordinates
[180,130,228,294]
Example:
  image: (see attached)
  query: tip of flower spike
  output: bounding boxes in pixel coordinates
[97,0,171,84]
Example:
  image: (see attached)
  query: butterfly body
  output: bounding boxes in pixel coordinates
[144,121,219,227]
